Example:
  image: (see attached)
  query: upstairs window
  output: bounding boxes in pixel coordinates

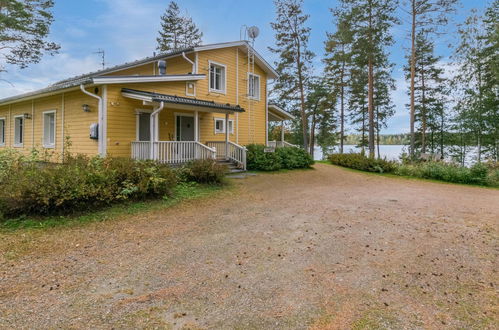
[209,62,226,93]
[0,118,5,145]
[43,111,56,148]
[248,73,260,100]
[14,116,23,147]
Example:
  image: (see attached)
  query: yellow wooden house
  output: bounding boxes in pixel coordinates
[0,41,294,169]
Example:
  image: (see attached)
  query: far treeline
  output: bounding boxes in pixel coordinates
[268,0,498,165]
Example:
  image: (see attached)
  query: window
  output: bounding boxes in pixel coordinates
[0,118,5,146]
[14,116,23,147]
[248,73,260,99]
[209,62,226,93]
[43,111,56,148]
[214,118,234,134]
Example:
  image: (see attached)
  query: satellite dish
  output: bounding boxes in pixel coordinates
[247,26,260,39]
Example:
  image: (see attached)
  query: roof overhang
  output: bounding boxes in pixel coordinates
[121,88,245,114]
[268,104,294,121]
[194,41,279,80]
[93,74,205,85]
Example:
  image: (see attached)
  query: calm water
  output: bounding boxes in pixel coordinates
[314,145,406,161]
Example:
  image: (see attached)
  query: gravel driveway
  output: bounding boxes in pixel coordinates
[1,164,498,329]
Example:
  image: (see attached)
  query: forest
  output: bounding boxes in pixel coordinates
[268,0,498,165]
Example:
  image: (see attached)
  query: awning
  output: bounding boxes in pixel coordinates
[121,88,245,114]
[268,104,294,121]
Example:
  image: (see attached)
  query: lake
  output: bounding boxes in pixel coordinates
[314,145,406,161]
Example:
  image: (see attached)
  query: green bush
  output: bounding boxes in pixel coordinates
[246,144,314,171]
[329,153,396,173]
[0,154,177,219]
[395,161,498,186]
[180,159,227,185]
[276,147,314,169]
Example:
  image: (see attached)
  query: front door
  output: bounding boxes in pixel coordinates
[176,115,195,141]
[138,113,151,141]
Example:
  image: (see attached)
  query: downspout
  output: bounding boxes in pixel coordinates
[236,49,239,144]
[150,101,164,159]
[80,84,104,156]
[31,100,35,149]
[182,52,196,74]
[61,93,65,160]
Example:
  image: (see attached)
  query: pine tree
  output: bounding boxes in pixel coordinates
[269,0,315,152]
[324,9,354,154]
[156,1,203,52]
[405,0,458,158]
[0,0,60,75]
[404,32,448,156]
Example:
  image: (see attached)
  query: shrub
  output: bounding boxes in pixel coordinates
[0,155,177,219]
[246,144,313,171]
[180,159,227,185]
[395,161,499,186]
[276,147,314,169]
[329,153,396,173]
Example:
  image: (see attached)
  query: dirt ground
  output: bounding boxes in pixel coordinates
[1,164,498,329]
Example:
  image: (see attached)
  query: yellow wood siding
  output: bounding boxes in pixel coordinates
[0,91,99,158]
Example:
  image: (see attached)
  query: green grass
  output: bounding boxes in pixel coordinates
[319,162,499,190]
[0,182,225,232]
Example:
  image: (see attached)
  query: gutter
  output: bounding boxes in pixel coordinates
[80,84,105,156]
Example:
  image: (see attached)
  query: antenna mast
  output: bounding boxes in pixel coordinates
[94,49,106,70]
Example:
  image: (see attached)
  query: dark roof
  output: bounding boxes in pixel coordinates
[0,47,194,105]
[122,88,245,112]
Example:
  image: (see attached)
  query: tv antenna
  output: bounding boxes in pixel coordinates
[94,49,106,70]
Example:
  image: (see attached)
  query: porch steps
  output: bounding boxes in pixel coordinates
[216,159,245,174]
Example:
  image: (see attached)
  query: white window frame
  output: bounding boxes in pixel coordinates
[247,73,261,100]
[208,61,227,94]
[213,118,234,135]
[42,110,56,148]
[0,117,5,146]
[13,115,24,148]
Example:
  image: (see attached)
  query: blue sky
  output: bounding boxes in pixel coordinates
[0,0,490,134]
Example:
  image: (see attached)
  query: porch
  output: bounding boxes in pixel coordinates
[124,88,247,169]
[267,103,298,149]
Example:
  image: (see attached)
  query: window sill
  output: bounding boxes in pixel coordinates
[43,145,55,149]
[248,96,260,101]
[209,89,226,95]
[215,132,234,135]
[13,144,24,148]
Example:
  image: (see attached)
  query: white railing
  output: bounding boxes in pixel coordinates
[206,141,247,170]
[131,141,216,164]
[268,141,300,148]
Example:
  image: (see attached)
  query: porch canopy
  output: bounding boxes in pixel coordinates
[268,103,295,147]
[121,88,245,114]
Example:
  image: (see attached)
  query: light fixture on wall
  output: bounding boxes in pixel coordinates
[82,104,91,112]
[23,113,32,119]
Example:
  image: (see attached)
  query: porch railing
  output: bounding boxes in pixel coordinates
[131,141,216,164]
[206,141,247,170]
[268,140,300,148]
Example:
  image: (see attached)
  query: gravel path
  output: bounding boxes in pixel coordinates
[1,164,498,329]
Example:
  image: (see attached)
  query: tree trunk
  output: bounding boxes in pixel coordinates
[296,43,309,153]
[421,66,427,154]
[340,55,345,154]
[376,107,380,159]
[367,2,375,159]
[309,110,317,156]
[409,0,417,158]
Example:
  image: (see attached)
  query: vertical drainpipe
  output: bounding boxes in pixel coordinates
[80,84,104,156]
[8,105,11,147]
[265,81,269,146]
[236,49,239,144]
[31,100,35,149]
[102,85,108,156]
[149,101,164,159]
[61,93,65,160]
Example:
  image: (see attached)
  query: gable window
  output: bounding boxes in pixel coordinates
[248,73,260,100]
[209,61,226,93]
[14,115,24,147]
[43,111,56,148]
[214,118,234,134]
[0,118,5,146]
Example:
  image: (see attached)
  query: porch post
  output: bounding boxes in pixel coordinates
[225,113,229,160]
[194,110,199,158]
[281,120,285,147]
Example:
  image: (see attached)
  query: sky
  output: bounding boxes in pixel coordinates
[0,0,491,134]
